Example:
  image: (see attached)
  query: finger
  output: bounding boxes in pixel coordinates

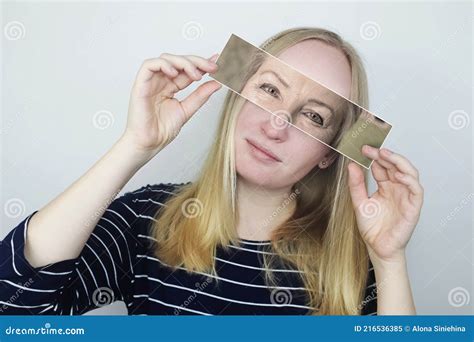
[159,53,203,81]
[371,160,390,183]
[179,80,222,123]
[394,172,424,205]
[379,148,419,180]
[172,54,219,91]
[362,145,402,180]
[185,54,219,74]
[135,58,179,84]
[347,162,369,208]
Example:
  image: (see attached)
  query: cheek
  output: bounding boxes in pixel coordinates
[235,100,267,136]
[284,134,331,177]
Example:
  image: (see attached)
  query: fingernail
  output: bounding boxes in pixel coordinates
[209,53,219,62]
[383,148,392,155]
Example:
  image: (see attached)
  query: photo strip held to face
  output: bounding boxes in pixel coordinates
[210,34,392,168]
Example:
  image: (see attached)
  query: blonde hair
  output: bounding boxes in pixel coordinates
[150,27,371,315]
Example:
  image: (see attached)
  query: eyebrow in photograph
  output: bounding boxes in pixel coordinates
[260,70,336,117]
[307,98,335,118]
[260,70,290,88]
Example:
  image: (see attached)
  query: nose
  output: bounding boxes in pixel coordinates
[261,110,291,142]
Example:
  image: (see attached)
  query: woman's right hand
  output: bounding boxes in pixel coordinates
[121,53,221,161]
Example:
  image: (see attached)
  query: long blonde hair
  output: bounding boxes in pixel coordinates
[150,27,371,315]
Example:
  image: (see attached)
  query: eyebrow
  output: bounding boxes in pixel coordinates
[307,98,335,118]
[260,69,337,120]
[260,70,290,88]
[260,70,336,117]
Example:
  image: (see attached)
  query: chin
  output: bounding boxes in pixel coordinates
[235,157,285,189]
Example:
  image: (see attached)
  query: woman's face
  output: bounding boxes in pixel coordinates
[234,39,352,189]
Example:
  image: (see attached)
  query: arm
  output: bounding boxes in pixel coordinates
[372,252,416,315]
[347,146,424,316]
[0,183,155,315]
[24,135,149,267]
[1,53,220,314]
[24,53,220,268]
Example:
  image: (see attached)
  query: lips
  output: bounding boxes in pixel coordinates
[246,138,282,162]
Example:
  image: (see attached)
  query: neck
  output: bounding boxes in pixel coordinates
[235,175,297,241]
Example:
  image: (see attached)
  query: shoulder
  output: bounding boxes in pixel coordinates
[100,182,191,237]
[116,182,192,245]
[120,181,192,212]
[124,182,191,199]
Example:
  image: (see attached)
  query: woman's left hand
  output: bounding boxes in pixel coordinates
[347,145,424,264]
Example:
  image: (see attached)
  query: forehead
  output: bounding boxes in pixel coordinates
[263,39,352,99]
[257,54,344,109]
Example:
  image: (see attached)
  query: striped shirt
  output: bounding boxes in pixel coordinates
[0,183,377,315]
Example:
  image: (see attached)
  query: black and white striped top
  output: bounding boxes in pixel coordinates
[0,183,377,315]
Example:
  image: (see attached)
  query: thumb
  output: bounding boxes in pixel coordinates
[347,162,368,209]
[179,80,222,123]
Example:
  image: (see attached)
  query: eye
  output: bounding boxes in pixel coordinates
[259,83,280,98]
[302,111,324,126]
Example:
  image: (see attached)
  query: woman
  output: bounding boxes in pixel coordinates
[0,27,423,315]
